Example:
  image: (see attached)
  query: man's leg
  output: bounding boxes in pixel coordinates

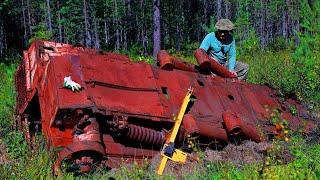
[234,61,249,80]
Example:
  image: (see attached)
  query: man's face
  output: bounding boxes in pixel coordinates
[217,30,230,40]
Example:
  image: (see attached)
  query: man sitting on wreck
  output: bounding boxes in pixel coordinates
[199,19,249,80]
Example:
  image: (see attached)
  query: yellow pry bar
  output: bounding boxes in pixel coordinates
[157,87,194,175]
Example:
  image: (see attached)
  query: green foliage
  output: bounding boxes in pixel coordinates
[244,49,299,94]
[28,23,53,44]
[268,37,287,51]
[292,34,320,106]
[202,16,217,33]
[124,45,154,64]
[239,31,319,107]
[0,0,11,10]
[0,63,16,130]
[201,136,320,179]
[261,136,320,179]
[58,0,84,45]
[0,134,55,179]
[4,131,29,160]
[237,30,260,54]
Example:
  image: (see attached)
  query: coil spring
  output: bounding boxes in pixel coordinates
[126,124,164,146]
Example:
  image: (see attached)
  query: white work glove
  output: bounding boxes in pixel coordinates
[63,76,82,92]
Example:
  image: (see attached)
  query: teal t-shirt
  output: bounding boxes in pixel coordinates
[199,32,236,71]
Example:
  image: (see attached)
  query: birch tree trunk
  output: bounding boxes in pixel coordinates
[152,0,161,59]
[46,0,52,32]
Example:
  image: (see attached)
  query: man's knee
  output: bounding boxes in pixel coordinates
[236,61,249,80]
[238,61,249,71]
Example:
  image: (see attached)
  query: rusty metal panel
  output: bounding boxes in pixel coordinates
[51,55,93,109]
[79,55,167,117]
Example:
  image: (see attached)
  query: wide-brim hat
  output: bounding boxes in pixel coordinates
[215,19,234,31]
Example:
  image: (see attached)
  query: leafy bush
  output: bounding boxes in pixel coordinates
[292,33,320,105]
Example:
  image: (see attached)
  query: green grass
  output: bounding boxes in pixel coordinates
[0,63,16,130]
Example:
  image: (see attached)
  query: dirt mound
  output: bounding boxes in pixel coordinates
[205,140,272,167]
[148,141,273,177]
[149,152,203,177]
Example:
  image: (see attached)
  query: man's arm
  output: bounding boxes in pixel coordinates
[228,40,236,71]
[199,33,213,52]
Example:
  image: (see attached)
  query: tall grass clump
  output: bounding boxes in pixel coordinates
[0,63,16,131]
[0,61,54,179]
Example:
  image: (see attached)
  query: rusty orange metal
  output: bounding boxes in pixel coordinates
[14,40,317,173]
[194,48,237,78]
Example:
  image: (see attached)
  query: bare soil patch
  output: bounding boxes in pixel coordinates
[0,139,9,165]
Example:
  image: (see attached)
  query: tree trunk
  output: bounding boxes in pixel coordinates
[175,0,182,51]
[26,0,32,36]
[46,0,53,32]
[104,19,109,45]
[0,17,3,56]
[175,25,181,51]
[203,0,208,24]
[282,11,287,40]
[57,0,63,43]
[142,26,147,55]
[139,0,147,55]
[93,17,100,50]
[216,0,222,20]
[114,0,120,50]
[152,0,161,59]
[294,19,300,46]
[120,27,123,48]
[260,0,266,49]
[123,0,131,51]
[83,0,91,47]
[22,0,27,46]
[225,0,230,19]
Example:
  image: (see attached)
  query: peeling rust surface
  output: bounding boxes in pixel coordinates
[14,40,317,172]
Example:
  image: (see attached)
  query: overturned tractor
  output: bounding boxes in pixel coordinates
[15,41,316,174]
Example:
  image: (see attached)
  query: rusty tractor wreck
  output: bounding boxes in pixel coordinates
[15,41,316,174]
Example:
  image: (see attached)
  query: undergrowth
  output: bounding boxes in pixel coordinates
[0,63,16,132]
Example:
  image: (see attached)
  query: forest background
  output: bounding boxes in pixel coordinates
[0,0,319,179]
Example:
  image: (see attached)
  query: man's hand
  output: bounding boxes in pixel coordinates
[230,70,237,77]
[64,76,82,92]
